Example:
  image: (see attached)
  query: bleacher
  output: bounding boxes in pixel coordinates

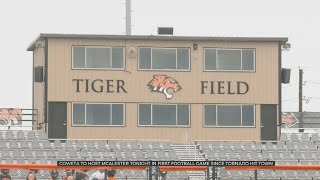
[198,133,320,179]
[0,130,190,179]
[3,130,320,179]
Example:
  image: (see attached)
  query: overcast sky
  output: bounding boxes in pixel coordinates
[0,0,319,112]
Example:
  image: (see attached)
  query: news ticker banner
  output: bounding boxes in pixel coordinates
[57,161,275,167]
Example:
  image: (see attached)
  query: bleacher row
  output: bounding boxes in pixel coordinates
[0,130,189,179]
[3,130,320,179]
[199,133,320,179]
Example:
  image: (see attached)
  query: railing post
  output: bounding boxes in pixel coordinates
[212,166,216,180]
[148,166,152,180]
[254,170,258,180]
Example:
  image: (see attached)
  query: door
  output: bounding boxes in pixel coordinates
[48,102,67,139]
[261,105,277,141]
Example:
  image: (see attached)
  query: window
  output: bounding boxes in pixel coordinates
[139,104,190,126]
[72,103,124,126]
[72,46,124,69]
[204,48,255,71]
[139,48,190,70]
[204,104,255,127]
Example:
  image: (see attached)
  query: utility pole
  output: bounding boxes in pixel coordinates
[126,0,132,35]
[299,68,304,132]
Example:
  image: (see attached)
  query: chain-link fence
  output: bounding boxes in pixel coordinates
[4,164,320,180]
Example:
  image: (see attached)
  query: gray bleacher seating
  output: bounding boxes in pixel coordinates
[0,132,3,140]
[254,142,263,151]
[1,149,11,158]
[6,131,14,140]
[80,149,89,159]
[16,131,25,140]
[64,140,74,150]
[53,139,62,149]
[76,140,85,149]
[20,141,30,149]
[68,149,78,159]
[36,150,45,158]
[13,149,22,158]
[47,149,55,158]
[97,141,106,149]
[243,143,253,151]
[276,142,286,151]
[27,131,37,140]
[161,141,172,150]
[151,142,161,149]
[4,130,320,179]
[119,141,129,149]
[129,141,139,149]
[56,149,67,159]
[24,149,34,158]
[265,142,275,151]
[222,142,232,150]
[140,141,151,149]
[311,134,320,142]
[38,131,48,140]
[286,142,296,151]
[42,140,52,149]
[290,133,300,142]
[86,141,96,149]
[31,141,41,149]
[108,141,118,149]
[9,141,19,149]
[301,133,310,142]
[232,142,243,151]
[280,133,288,142]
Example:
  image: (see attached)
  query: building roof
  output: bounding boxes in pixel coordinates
[27,33,289,51]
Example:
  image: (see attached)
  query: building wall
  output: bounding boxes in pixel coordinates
[45,38,279,143]
[33,47,45,130]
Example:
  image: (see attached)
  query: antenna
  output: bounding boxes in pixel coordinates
[126,0,131,35]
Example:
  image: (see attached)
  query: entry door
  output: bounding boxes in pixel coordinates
[48,102,67,139]
[261,105,277,141]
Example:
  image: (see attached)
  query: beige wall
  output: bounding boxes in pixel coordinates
[45,38,280,142]
[33,47,45,130]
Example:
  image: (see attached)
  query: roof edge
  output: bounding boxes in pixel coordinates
[27,33,288,51]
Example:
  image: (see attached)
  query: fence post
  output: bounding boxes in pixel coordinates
[212,166,216,180]
[148,166,152,180]
[104,169,108,180]
[254,170,257,180]
[206,167,209,179]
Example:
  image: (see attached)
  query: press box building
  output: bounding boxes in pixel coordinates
[27,34,288,143]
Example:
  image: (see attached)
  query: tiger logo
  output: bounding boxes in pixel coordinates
[147,75,182,99]
[282,113,299,128]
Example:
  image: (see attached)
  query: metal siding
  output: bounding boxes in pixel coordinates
[33,47,45,130]
[42,38,280,143]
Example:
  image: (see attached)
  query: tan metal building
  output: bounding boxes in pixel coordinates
[27,34,288,143]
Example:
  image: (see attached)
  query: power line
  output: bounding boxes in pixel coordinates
[282,83,299,88]
[282,98,299,102]
[306,81,320,85]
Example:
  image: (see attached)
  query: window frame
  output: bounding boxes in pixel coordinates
[138,103,191,127]
[203,48,256,72]
[71,102,126,127]
[138,47,191,71]
[203,104,255,128]
[72,46,125,70]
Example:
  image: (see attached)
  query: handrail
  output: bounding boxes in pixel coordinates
[48,138,171,142]
[225,164,320,171]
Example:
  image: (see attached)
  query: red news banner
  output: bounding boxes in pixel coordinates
[57,161,275,167]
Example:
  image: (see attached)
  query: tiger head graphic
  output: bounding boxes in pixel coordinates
[282,113,299,128]
[147,75,182,99]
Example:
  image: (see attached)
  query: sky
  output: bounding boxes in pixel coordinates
[0,0,319,112]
